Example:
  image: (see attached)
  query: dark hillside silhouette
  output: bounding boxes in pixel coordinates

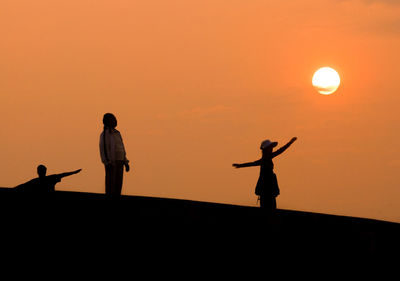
[0,187,398,259]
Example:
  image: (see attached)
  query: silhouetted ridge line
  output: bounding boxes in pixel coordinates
[0,187,398,257]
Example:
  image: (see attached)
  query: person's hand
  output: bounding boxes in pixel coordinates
[232,163,241,168]
[125,163,130,172]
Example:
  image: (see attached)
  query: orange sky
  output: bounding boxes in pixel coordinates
[1,0,399,222]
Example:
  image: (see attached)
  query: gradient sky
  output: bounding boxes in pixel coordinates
[1,0,399,222]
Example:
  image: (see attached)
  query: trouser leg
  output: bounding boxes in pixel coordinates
[105,164,114,195]
[105,163,124,196]
[113,161,124,196]
[260,195,277,212]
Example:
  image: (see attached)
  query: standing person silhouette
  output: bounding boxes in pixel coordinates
[233,137,297,213]
[100,113,130,197]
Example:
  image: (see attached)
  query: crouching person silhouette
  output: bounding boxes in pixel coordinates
[15,165,82,193]
[233,137,297,214]
[100,113,130,197]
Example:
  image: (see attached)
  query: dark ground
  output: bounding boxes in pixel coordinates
[0,187,399,273]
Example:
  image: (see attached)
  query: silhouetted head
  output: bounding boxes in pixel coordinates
[37,165,47,178]
[103,113,117,129]
[260,139,278,154]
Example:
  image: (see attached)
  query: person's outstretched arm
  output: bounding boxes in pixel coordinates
[232,159,262,168]
[272,137,297,158]
[58,169,82,179]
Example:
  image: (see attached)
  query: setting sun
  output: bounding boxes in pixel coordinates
[312,67,341,95]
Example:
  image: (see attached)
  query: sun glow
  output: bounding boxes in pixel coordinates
[312,67,341,95]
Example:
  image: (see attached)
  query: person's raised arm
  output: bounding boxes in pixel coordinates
[272,137,297,158]
[232,159,262,168]
[58,169,82,179]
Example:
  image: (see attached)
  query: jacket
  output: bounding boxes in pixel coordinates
[99,128,129,165]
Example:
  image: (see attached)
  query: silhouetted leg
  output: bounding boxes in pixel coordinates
[105,164,114,195]
[272,197,277,210]
[260,195,277,213]
[113,161,124,196]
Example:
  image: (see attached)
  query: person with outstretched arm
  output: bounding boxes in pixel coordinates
[233,137,297,213]
[15,165,82,193]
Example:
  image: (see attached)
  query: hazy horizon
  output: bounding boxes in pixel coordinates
[1,0,400,223]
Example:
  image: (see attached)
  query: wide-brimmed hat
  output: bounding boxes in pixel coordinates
[260,139,278,150]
